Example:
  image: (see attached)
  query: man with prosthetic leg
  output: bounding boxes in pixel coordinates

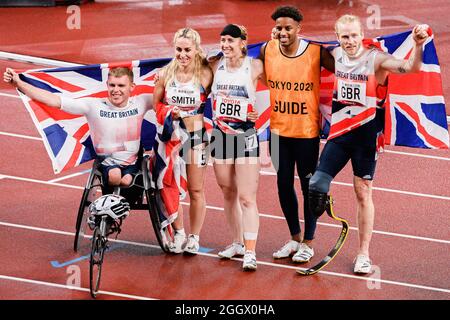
[307,15,429,275]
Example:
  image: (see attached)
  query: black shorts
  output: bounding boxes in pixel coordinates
[317,140,377,180]
[179,127,208,155]
[100,162,140,186]
[210,127,259,160]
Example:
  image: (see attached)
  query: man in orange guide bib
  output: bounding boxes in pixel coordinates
[259,5,335,264]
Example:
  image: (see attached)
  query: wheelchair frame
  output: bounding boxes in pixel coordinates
[73,155,174,255]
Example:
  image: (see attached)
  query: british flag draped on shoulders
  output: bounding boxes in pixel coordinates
[13,28,449,225]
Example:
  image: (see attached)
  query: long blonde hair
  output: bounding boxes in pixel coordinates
[163,28,205,87]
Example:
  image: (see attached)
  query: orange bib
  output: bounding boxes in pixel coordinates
[264,40,321,138]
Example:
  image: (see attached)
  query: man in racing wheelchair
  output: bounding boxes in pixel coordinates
[4,65,172,253]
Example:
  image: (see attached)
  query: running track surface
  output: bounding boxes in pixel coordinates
[0,0,449,300]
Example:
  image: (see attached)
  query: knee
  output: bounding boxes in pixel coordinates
[239,194,256,210]
[108,169,121,186]
[120,174,133,187]
[354,183,372,204]
[188,187,204,201]
[219,185,237,201]
[309,171,333,193]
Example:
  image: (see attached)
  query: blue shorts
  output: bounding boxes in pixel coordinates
[100,162,140,186]
[317,140,377,180]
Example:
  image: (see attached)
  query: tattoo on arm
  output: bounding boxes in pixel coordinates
[398,66,407,73]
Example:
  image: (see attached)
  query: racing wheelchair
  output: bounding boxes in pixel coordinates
[73,153,175,298]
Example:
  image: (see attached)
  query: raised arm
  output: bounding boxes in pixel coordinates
[376,24,429,74]
[4,68,61,108]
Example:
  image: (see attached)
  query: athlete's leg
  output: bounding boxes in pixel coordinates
[108,167,122,186]
[294,137,320,243]
[186,145,207,236]
[309,140,350,217]
[270,134,301,242]
[353,176,374,257]
[213,160,243,244]
[235,157,260,252]
[120,174,133,187]
[351,146,377,259]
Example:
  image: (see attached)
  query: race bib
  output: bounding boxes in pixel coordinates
[245,133,258,151]
[337,79,366,106]
[215,96,249,122]
[196,146,207,167]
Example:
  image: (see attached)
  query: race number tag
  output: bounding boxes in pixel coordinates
[245,133,258,151]
[337,79,366,106]
[196,146,207,167]
[216,96,249,122]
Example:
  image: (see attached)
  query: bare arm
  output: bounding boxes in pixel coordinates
[3,68,61,108]
[201,65,213,96]
[320,46,335,73]
[152,70,166,109]
[247,58,265,122]
[377,24,429,74]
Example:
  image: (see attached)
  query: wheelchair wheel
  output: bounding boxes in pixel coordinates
[146,189,173,253]
[89,226,106,298]
[74,174,102,252]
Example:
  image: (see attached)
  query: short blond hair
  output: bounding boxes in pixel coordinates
[335,14,363,34]
[108,67,134,83]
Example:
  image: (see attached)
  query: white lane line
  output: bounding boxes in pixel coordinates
[0,92,20,99]
[0,131,42,141]
[383,150,450,161]
[48,169,91,183]
[1,173,449,244]
[1,221,449,295]
[188,203,450,245]
[0,51,83,68]
[259,171,450,201]
[1,174,83,190]
[0,275,155,300]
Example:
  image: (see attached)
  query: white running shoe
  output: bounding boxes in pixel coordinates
[353,254,372,274]
[218,242,245,259]
[292,243,314,263]
[168,231,186,254]
[242,250,257,271]
[272,240,300,259]
[183,234,200,255]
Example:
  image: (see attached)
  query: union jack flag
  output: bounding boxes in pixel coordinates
[379,30,449,149]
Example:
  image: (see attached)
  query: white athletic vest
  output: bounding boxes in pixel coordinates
[328,47,379,140]
[165,78,206,114]
[211,56,256,128]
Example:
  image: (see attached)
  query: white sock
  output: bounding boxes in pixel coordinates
[175,228,185,236]
[189,234,199,241]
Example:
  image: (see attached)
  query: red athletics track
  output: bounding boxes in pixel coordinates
[0,0,449,301]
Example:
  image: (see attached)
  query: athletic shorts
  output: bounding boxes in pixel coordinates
[179,127,209,166]
[317,140,377,180]
[210,126,259,160]
[100,162,140,186]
